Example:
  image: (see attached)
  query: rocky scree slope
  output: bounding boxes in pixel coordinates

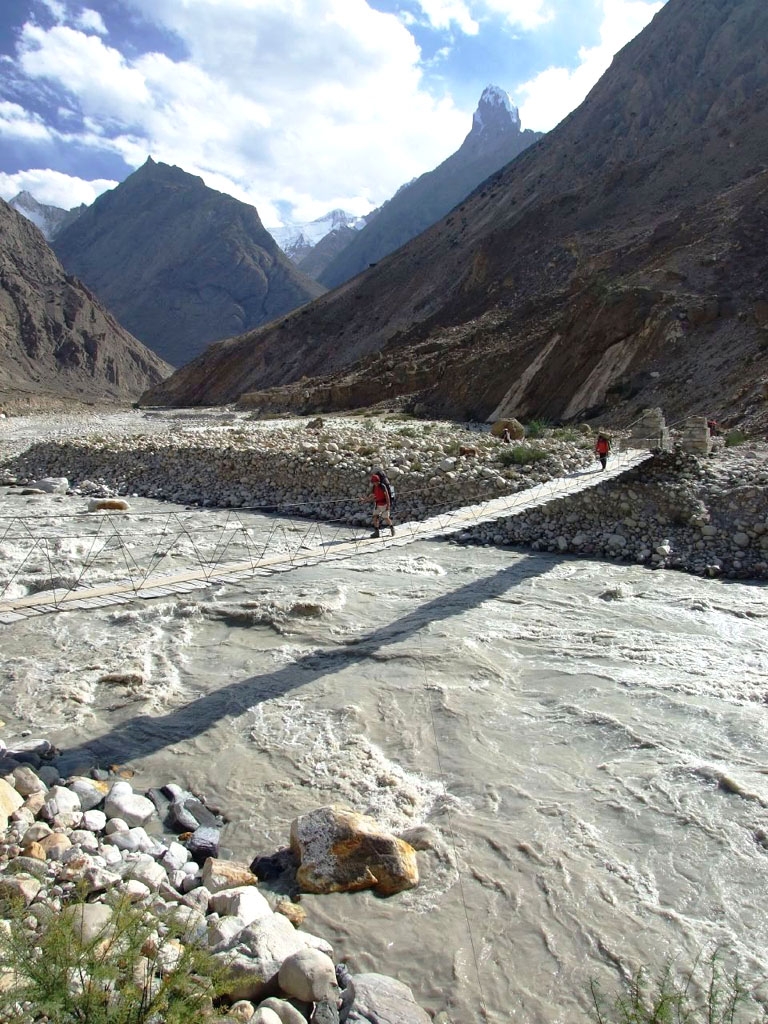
[144,0,768,433]
[0,199,171,409]
[53,158,325,368]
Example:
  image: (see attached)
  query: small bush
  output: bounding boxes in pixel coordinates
[397,426,418,438]
[499,446,548,467]
[724,429,747,447]
[552,427,582,442]
[0,895,230,1024]
[524,419,550,439]
[590,953,752,1024]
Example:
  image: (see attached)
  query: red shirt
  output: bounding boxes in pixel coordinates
[372,483,388,505]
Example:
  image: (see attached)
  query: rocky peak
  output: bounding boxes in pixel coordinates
[471,85,521,137]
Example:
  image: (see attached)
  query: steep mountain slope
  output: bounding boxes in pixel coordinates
[9,192,85,241]
[295,223,359,280]
[0,199,171,407]
[53,159,325,367]
[144,0,768,431]
[317,86,542,289]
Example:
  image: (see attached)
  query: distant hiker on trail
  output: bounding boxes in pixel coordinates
[707,418,720,437]
[501,427,511,443]
[359,473,395,539]
[595,433,611,470]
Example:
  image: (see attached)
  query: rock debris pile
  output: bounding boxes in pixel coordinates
[2,411,768,580]
[2,415,596,528]
[0,735,430,1024]
[458,447,768,579]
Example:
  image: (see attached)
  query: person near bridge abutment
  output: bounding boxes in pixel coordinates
[359,473,394,539]
[595,432,611,470]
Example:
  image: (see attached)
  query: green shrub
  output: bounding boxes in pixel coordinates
[524,419,550,439]
[397,426,418,438]
[0,895,230,1024]
[724,429,747,447]
[552,427,582,442]
[499,446,548,467]
[590,954,751,1024]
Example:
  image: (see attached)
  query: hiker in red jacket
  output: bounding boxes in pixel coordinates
[359,473,394,539]
[595,433,611,470]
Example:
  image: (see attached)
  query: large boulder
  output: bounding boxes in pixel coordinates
[290,806,418,896]
[490,418,524,440]
[343,972,431,1024]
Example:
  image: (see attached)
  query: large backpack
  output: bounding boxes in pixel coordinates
[374,468,396,506]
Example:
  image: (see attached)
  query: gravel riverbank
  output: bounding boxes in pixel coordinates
[2,409,768,580]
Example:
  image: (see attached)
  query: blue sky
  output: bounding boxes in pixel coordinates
[0,0,666,226]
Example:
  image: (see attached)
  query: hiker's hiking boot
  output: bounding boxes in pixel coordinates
[370,529,380,539]
[390,524,395,536]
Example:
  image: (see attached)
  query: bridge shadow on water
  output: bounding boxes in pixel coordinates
[59,553,550,769]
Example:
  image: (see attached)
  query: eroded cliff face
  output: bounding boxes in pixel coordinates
[0,200,172,408]
[144,0,768,430]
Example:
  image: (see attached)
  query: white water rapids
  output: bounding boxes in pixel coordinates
[1,486,768,1024]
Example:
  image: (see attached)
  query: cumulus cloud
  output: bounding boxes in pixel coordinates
[0,167,117,207]
[415,0,479,34]
[0,100,54,142]
[10,0,470,223]
[516,0,663,130]
[76,8,107,34]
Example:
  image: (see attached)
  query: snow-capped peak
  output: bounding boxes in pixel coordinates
[472,85,521,133]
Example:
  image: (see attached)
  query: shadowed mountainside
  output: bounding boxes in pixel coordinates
[0,199,171,409]
[53,159,325,367]
[144,0,768,431]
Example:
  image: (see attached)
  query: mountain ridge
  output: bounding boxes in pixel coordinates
[317,85,542,289]
[143,0,768,432]
[0,199,171,409]
[52,159,326,367]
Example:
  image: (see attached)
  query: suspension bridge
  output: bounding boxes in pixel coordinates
[0,446,654,623]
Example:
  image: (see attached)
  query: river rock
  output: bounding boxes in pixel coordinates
[62,901,114,942]
[32,476,69,494]
[258,996,309,1024]
[12,765,46,797]
[344,973,431,1024]
[0,778,24,825]
[290,805,419,896]
[0,873,41,905]
[209,884,271,925]
[201,858,257,893]
[104,782,155,827]
[278,947,339,1003]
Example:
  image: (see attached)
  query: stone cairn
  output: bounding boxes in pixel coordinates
[625,407,670,451]
[679,416,713,456]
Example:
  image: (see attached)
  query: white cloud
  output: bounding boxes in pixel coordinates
[516,0,664,131]
[0,168,117,208]
[479,0,553,31]
[0,100,54,142]
[13,0,470,222]
[39,0,67,23]
[415,0,479,34]
[76,8,108,35]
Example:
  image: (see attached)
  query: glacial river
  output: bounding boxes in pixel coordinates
[1,487,768,1023]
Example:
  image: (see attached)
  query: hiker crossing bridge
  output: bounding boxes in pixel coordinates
[0,447,653,623]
